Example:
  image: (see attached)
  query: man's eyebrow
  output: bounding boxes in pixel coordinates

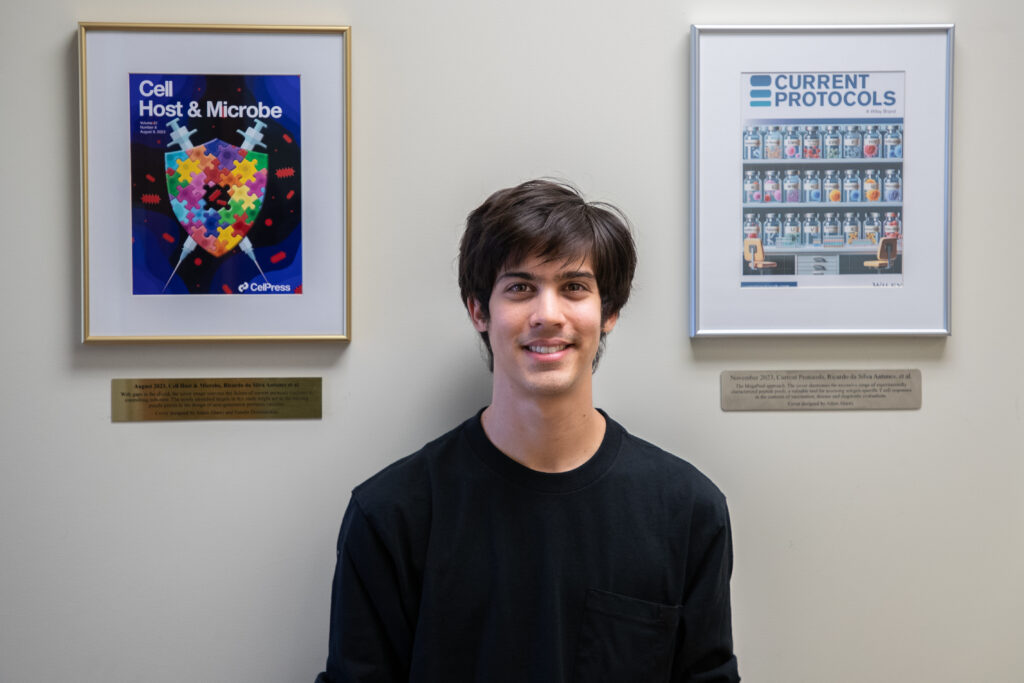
[497,269,596,281]
[497,271,535,281]
[559,270,596,280]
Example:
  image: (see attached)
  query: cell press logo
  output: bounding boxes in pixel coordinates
[238,281,293,293]
[749,75,771,107]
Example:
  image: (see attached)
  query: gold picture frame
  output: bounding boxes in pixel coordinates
[79,22,351,341]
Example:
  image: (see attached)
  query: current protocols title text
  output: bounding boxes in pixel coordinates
[754,73,897,108]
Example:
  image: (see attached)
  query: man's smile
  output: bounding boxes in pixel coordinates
[525,343,570,354]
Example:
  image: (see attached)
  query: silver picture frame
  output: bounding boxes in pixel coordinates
[689,25,953,337]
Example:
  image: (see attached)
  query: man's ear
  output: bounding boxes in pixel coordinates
[467,297,489,332]
[601,311,619,334]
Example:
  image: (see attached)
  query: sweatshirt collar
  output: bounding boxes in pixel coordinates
[464,407,623,494]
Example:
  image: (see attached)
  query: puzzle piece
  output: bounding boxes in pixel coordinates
[174,156,201,184]
[202,165,229,189]
[177,176,207,210]
[203,209,222,235]
[215,224,236,244]
[218,203,235,225]
[218,169,238,189]
[221,196,260,224]
[228,183,258,211]
[181,210,212,238]
[216,223,245,253]
[245,169,267,196]
[215,143,242,168]
[194,150,221,176]
[164,151,190,191]
[169,197,195,225]
[231,211,250,227]
[231,158,259,185]
[187,224,220,255]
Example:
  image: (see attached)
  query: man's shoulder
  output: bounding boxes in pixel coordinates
[350,413,477,516]
[612,419,729,511]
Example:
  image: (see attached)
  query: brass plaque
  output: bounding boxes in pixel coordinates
[112,377,322,422]
[721,370,921,411]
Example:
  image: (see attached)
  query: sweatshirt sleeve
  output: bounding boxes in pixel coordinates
[315,496,417,683]
[673,495,740,683]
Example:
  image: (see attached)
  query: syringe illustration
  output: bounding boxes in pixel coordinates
[162,117,272,292]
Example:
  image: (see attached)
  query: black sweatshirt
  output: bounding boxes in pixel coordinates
[316,410,739,682]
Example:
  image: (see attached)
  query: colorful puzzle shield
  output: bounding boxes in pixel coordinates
[165,139,268,258]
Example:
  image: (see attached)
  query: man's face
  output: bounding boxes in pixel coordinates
[468,253,617,402]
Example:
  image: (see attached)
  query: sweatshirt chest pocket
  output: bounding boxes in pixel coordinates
[572,588,682,683]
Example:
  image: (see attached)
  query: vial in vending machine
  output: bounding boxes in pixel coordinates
[782,213,801,243]
[784,126,803,159]
[802,212,822,246]
[862,169,881,202]
[822,212,841,239]
[843,124,863,158]
[802,125,822,159]
[743,212,762,239]
[763,169,782,203]
[883,168,902,201]
[862,125,882,158]
[824,125,843,159]
[823,169,843,203]
[884,125,903,158]
[863,212,882,244]
[842,212,861,243]
[762,213,781,246]
[743,126,763,160]
[764,126,783,159]
[743,170,763,203]
[802,170,821,202]
[883,211,902,238]
[783,169,802,203]
[842,168,862,202]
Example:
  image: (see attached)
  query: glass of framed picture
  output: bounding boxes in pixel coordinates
[690,25,953,336]
[79,23,351,341]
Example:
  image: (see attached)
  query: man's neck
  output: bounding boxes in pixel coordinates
[480,395,606,474]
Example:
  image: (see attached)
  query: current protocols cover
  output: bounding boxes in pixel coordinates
[128,73,301,295]
[740,71,905,288]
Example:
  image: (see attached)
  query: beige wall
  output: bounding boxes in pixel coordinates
[1,1,1021,681]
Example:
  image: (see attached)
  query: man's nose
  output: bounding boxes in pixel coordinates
[530,288,565,327]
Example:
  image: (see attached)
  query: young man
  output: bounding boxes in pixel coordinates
[316,180,739,682]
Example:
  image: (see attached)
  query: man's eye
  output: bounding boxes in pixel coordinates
[565,282,588,292]
[507,283,531,293]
